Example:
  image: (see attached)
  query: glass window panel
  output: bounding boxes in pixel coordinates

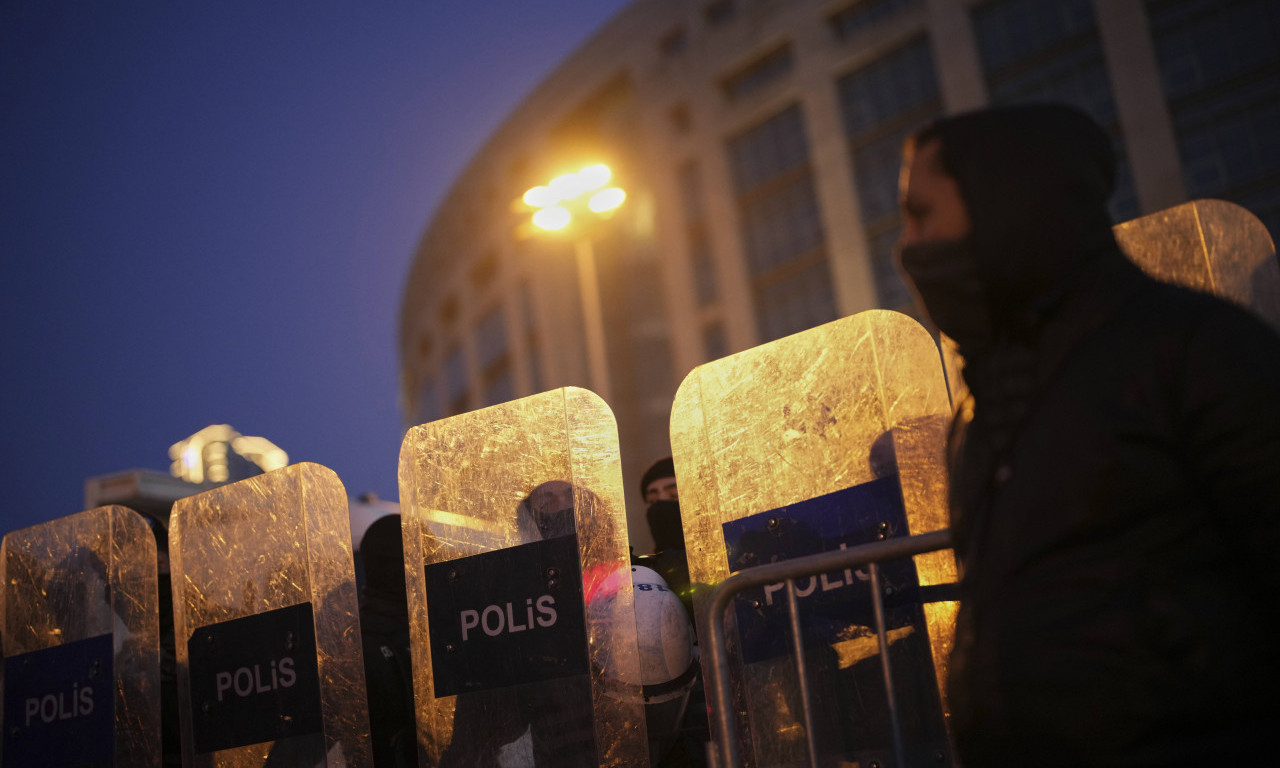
[691,231,718,305]
[1148,0,1280,239]
[837,37,941,307]
[869,226,912,312]
[830,0,922,40]
[705,0,736,26]
[755,259,838,343]
[679,162,706,223]
[444,347,468,407]
[728,105,810,195]
[703,322,728,361]
[727,104,835,339]
[476,307,508,371]
[723,46,795,103]
[974,0,1138,221]
[836,38,939,136]
[483,367,515,407]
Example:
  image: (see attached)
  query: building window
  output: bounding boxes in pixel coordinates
[1147,0,1280,237]
[476,306,513,407]
[444,346,469,417]
[727,104,836,343]
[830,0,922,41]
[483,370,515,407]
[660,27,688,56]
[519,282,543,394]
[469,250,499,288]
[691,231,718,306]
[680,162,719,307]
[836,37,941,312]
[722,45,795,103]
[972,0,1140,220]
[678,161,707,223]
[705,0,736,27]
[703,321,728,361]
[669,102,693,133]
[439,294,459,327]
[476,307,507,372]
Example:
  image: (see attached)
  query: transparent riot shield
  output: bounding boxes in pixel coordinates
[1115,198,1280,330]
[1,506,160,767]
[169,462,370,767]
[672,310,956,768]
[399,387,647,767]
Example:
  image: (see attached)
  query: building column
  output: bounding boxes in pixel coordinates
[795,15,878,316]
[1095,0,1187,214]
[926,0,988,113]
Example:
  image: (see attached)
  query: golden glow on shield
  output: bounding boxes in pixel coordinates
[398,388,647,767]
[671,310,957,765]
[2,507,161,765]
[1113,198,1280,331]
[169,463,371,766]
[532,205,571,231]
[587,187,626,213]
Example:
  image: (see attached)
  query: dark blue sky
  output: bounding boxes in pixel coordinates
[0,1,631,533]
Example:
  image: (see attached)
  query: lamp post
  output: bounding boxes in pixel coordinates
[523,164,626,403]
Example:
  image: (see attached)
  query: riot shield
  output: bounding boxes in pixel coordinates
[943,198,1280,403]
[169,462,370,767]
[399,387,647,767]
[1,506,160,767]
[1114,198,1280,330]
[672,310,956,767]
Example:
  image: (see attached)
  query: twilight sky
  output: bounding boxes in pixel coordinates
[0,1,632,534]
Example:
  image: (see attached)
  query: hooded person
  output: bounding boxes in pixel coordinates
[358,515,418,768]
[896,104,1280,765]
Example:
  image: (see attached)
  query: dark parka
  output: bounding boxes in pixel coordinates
[902,106,1280,766]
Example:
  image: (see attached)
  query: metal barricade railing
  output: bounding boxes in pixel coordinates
[703,528,955,768]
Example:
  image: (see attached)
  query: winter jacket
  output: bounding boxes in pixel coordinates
[903,105,1280,766]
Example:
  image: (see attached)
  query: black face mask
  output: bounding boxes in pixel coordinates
[534,507,575,539]
[646,499,684,552]
[897,237,993,352]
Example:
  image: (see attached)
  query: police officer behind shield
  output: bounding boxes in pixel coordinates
[359,515,418,768]
[895,103,1280,766]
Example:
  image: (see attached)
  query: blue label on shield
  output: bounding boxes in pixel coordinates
[186,602,323,754]
[426,534,589,697]
[722,474,922,664]
[3,633,115,768]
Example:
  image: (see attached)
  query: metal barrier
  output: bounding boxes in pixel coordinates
[704,528,955,768]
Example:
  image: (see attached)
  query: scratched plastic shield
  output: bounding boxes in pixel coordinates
[944,199,1280,402]
[1116,198,1280,329]
[672,310,956,767]
[1,506,160,767]
[169,463,370,767]
[399,387,647,767]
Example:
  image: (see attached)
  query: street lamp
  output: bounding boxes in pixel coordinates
[522,164,626,403]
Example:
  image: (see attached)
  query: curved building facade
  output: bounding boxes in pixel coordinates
[401,0,1280,549]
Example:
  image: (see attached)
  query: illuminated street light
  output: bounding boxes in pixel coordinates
[523,185,557,208]
[588,187,626,213]
[521,164,626,401]
[532,205,571,231]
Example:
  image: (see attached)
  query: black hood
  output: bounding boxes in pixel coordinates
[921,104,1121,338]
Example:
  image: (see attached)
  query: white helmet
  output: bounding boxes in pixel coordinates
[631,565,697,763]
